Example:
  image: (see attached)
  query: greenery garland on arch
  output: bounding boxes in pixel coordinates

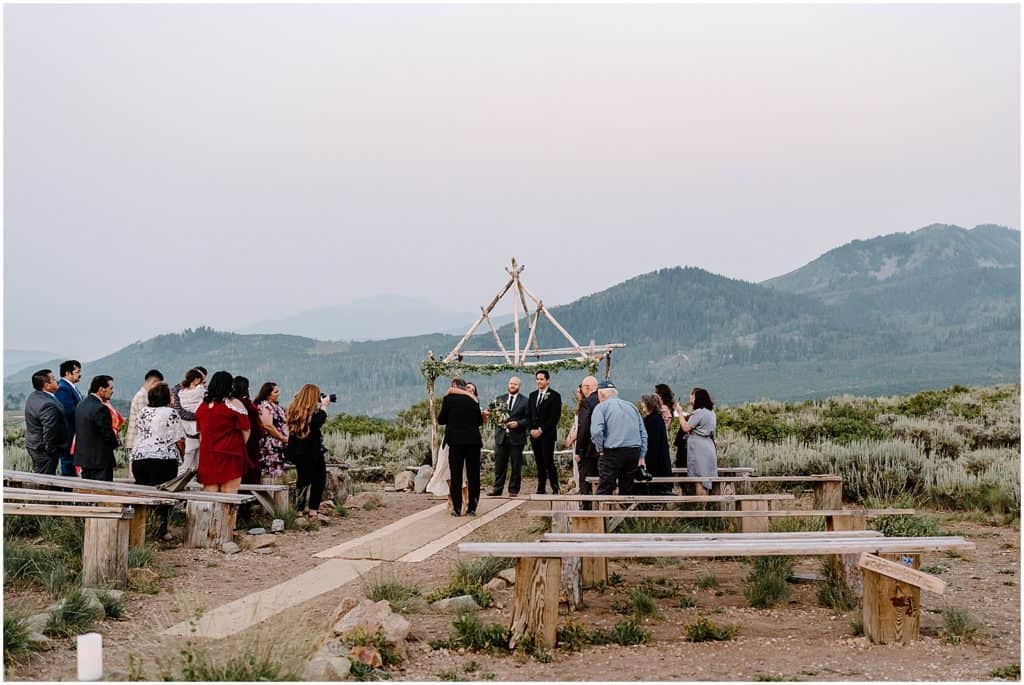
[420,357,600,382]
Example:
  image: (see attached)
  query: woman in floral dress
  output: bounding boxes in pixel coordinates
[254,382,289,482]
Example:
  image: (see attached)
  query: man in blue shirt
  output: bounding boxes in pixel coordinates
[590,380,648,495]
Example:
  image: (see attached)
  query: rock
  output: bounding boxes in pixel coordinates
[320,499,335,510]
[220,541,241,555]
[271,518,285,533]
[484,578,507,593]
[348,645,382,669]
[304,655,352,681]
[253,547,274,555]
[497,568,516,585]
[321,638,349,658]
[338,597,360,616]
[317,513,331,525]
[247,527,267,535]
[350,493,383,509]
[394,471,415,491]
[26,632,50,649]
[250,536,276,549]
[25,613,50,634]
[334,599,410,645]
[431,595,481,612]
[414,465,433,494]
[384,486,397,492]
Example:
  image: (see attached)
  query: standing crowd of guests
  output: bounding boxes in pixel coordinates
[22,361,333,526]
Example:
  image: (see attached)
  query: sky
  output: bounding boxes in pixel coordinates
[4,3,1020,362]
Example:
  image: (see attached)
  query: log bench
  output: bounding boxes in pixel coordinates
[671,467,754,475]
[3,487,176,550]
[585,474,844,508]
[3,501,134,589]
[114,478,290,517]
[3,470,255,548]
[458,535,974,649]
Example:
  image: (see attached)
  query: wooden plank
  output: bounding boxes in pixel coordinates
[572,517,608,587]
[739,499,769,533]
[585,475,841,484]
[672,467,754,474]
[862,561,920,644]
[530,494,796,503]
[82,518,130,589]
[3,503,132,519]
[815,480,844,510]
[508,557,561,650]
[527,508,914,519]
[4,470,253,504]
[858,553,946,594]
[459,537,975,558]
[114,477,289,494]
[3,488,175,506]
[827,511,867,597]
[550,503,581,609]
[543,531,885,541]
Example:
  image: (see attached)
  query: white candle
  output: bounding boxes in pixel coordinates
[77,632,103,681]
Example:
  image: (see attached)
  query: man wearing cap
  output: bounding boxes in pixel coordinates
[590,380,648,495]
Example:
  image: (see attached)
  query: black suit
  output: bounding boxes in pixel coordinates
[24,390,68,475]
[528,388,562,494]
[574,391,600,496]
[491,392,530,495]
[74,395,119,481]
[437,393,483,515]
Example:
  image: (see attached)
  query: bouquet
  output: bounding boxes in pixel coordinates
[487,397,511,429]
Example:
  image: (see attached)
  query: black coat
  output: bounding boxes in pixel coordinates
[574,391,600,459]
[24,390,68,458]
[73,395,119,470]
[527,388,562,442]
[494,393,530,447]
[438,394,483,447]
[642,412,672,478]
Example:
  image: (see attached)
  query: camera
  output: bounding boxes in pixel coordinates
[634,465,654,482]
[320,392,338,403]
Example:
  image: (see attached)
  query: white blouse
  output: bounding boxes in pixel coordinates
[130,407,186,461]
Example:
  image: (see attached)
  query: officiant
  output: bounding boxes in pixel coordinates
[488,376,530,497]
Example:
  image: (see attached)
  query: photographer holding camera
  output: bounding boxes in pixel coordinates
[285,384,333,524]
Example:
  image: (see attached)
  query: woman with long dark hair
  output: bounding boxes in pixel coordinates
[640,393,672,494]
[678,387,717,496]
[287,384,331,523]
[195,371,250,494]
[254,382,289,482]
[231,376,264,484]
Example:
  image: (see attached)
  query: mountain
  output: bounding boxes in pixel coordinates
[4,349,64,377]
[238,294,512,341]
[5,223,1018,416]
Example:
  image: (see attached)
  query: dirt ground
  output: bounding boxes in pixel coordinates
[4,480,1020,682]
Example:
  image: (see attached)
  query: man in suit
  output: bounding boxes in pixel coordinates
[54,359,83,476]
[574,375,600,496]
[488,376,530,497]
[74,375,120,482]
[527,369,562,495]
[24,369,68,475]
[437,378,483,517]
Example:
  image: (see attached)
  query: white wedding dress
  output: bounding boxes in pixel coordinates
[425,442,469,508]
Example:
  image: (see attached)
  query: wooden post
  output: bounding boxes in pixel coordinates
[508,556,562,650]
[860,553,928,644]
[427,374,438,466]
[551,504,581,609]
[827,512,867,598]
[82,517,130,589]
[814,480,843,510]
[185,501,237,548]
[738,499,769,533]
[271,488,289,516]
[719,482,738,532]
[128,504,149,549]
[513,264,521,364]
[573,516,608,587]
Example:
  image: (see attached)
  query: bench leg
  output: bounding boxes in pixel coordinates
[185,501,238,548]
[739,499,769,533]
[573,516,608,588]
[82,518,130,589]
[552,505,581,610]
[814,481,843,510]
[827,512,867,598]
[509,557,562,651]
[128,505,149,550]
[251,491,276,517]
[861,564,920,644]
[272,489,289,517]
[719,482,738,531]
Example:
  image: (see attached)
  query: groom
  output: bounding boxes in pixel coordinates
[528,369,562,495]
[488,376,530,497]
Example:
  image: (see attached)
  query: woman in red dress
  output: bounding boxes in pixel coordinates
[195,371,250,494]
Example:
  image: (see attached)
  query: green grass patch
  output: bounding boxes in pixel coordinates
[128,545,154,569]
[430,612,511,652]
[608,620,650,646]
[817,558,858,613]
[744,556,794,609]
[871,514,940,538]
[990,663,1020,680]
[175,642,301,681]
[611,587,660,621]
[364,576,422,613]
[95,590,125,619]
[45,588,103,637]
[684,616,737,642]
[4,541,76,596]
[942,607,979,644]
[343,628,403,666]
[696,573,718,589]
[3,613,36,664]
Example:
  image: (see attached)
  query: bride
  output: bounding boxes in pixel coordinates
[426,382,485,511]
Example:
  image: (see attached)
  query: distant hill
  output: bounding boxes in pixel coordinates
[4,349,64,377]
[6,223,1019,416]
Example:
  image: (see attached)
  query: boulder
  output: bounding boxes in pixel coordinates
[247,527,267,535]
[497,568,516,585]
[350,493,383,509]
[25,613,50,634]
[271,519,285,533]
[394,471,415,491]
[333,599,410,646]
[347,645,382,669]
[303,655,351,681]
[337,596,359,616]
[26,632,50,649]
[431,595,481,613]
[253,547,274,555]
[250,537,276,549]
[413,465,433,494]
[220,541,241,555]
[484,578,507,593]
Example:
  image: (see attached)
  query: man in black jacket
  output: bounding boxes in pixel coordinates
[24,369,68,475]
[74,375,120,481]
[488,376,530,497]
[437,378,483,516]
[527,369,562,495]
[574,375,600,496]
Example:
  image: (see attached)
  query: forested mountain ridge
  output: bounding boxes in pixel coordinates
[6,224,1018,416]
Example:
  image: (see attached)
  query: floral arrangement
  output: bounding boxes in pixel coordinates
[487,397,510,428]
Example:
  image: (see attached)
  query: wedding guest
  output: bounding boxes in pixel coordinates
[679,387,718,496]
[173,368,205,473]
[126,369,164,450]
[24,369,67,475]
[654,383,675,429]
[640,393,672,493]
[130,382,184,539]
[591,380,647,495]
[286,385,331,523]
[565,385,584,493]
[488,376,529,497]
[54,360,83,476]
[254,382,289,482]
[232,376,265,484]
[527,370,562,495]
[574,376,600,496]
[195,371,249,494]
[437,378,483,516]
[74,375,119,481]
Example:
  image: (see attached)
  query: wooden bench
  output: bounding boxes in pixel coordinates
[3,487,176,550]
[671,467,754,475]
[585,474,844,508]
[3,501,134,589]
[858,552,948,644]
[114,478,291,517]
[4,470,255,548]
[458,535,974,649]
